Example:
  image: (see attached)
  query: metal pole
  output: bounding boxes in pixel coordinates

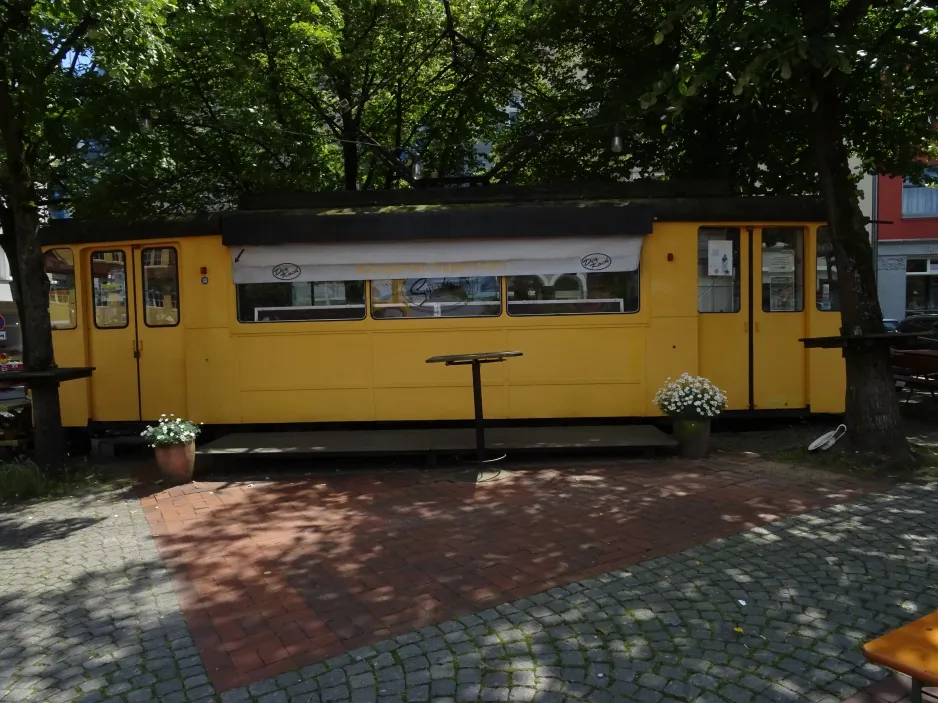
[471,360,485,465]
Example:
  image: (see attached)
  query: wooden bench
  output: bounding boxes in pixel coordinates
[893,349,938,402]
[864,611,938,702]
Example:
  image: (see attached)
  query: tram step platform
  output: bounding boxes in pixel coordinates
[197,424,677,459]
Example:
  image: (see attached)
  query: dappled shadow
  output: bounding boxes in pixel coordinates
[0,504,207,702]
[0,512,102,550]
[202,478,938,703]
[139,451,889,690]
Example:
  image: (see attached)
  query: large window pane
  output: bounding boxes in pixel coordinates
[142,247,180,326]
[906,275,938,316]
[761,227,804,312]
[372,277,501,318]
[697,228,740,313]
[903,167,938,217]
[237,281,366,322]
[91,251,128,329]
[816,226,839,311]
[43,248,76,329]
[506,271,639,316]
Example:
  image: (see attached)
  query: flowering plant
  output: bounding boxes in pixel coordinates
[654,374,727,419]
[141,415,200,447]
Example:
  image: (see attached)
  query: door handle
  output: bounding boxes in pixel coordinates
[744,322,749,333]
[132,340,143,359]
[755,322,760,333]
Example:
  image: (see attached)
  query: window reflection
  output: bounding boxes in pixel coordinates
[371,277,501,318]
[44,248,77,329]
[91,251,128,329]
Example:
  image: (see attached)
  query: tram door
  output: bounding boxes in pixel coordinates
[87,248,139,421]
[752,227,807,409]
[86,245,186,422]
[697,228,751,410]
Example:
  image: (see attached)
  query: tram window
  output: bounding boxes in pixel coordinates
[43,249,77,330]
[91,251,128,329]
[762,227,804,312]
[237,281,366,322]
[142,248,180,327]
[698,228,741,313]
[506,272,639,316]
[816,226,839,312]
[371,277,502,319]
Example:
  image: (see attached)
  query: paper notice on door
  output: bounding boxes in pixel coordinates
[707,240,734,277]
[763,250,795,273]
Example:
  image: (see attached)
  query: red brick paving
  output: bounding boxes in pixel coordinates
[140,455,888,692]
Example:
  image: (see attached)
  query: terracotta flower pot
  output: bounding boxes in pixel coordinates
[672,418,711,459]
[154,441,195,485]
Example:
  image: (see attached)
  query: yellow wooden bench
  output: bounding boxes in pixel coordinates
[864,611,938,703]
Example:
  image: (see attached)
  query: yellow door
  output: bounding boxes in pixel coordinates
[697,227,750,410]
[86,247,140,421]
[753,226,807,409]
[134,245,188,421]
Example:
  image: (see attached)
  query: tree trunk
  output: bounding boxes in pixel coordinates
[808,69,911,463]
[0,109,66,473]
[341,114,359,190]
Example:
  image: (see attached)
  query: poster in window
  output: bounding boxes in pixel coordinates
[769,276,795,312]
[707,240,734,277]
[763,250,795,273]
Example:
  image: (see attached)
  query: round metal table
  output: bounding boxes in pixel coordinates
[426,351,523,466]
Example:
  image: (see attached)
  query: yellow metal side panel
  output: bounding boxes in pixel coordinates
[184,329,241,424]
[179,236,230,329]
[643,223,699,318]
[374,387,508,422]
[52,329,89,427]
[645,316,699,415]
[505,325,644,418]
[242,389,376,423]
[698,318,750,411]
[237,331,375,422]
[372,327,508,420]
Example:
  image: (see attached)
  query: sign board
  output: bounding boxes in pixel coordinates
[0,314,6,331]
[763,250,795,273]
[707,240,734,277]
[0,330,7,341]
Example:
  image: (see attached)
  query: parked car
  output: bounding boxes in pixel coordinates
[895,314,938,350]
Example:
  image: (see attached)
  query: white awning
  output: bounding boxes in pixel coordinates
[231,236,644,284]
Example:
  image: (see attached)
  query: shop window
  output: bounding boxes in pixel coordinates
[816,226,839,311]
[905,257,938,316]
[506,271,639,316]
[697,228,740,313]
[371,277,501,318]
[902,167,938,217]
[91,251,128,329]
[237,281,366,322]
[761,227,804,312]
[43,249,77,329]
[142,247,180,327]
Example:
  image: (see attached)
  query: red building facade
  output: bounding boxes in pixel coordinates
[876,171,938,321]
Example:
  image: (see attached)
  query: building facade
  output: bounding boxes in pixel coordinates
[876,170,938,321]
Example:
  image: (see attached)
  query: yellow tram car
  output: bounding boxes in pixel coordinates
[40,188,845,431]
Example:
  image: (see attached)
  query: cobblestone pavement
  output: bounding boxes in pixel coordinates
[0,491,211,703]
[3,478,938,703]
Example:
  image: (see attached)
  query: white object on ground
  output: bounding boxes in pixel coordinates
[808,424,847,452]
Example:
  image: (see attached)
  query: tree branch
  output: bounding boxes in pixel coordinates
[43,15,97,79]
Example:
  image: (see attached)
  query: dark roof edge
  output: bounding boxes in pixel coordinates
[238,181,736,210]
[41,213,222,247]
[39,195,827,247]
